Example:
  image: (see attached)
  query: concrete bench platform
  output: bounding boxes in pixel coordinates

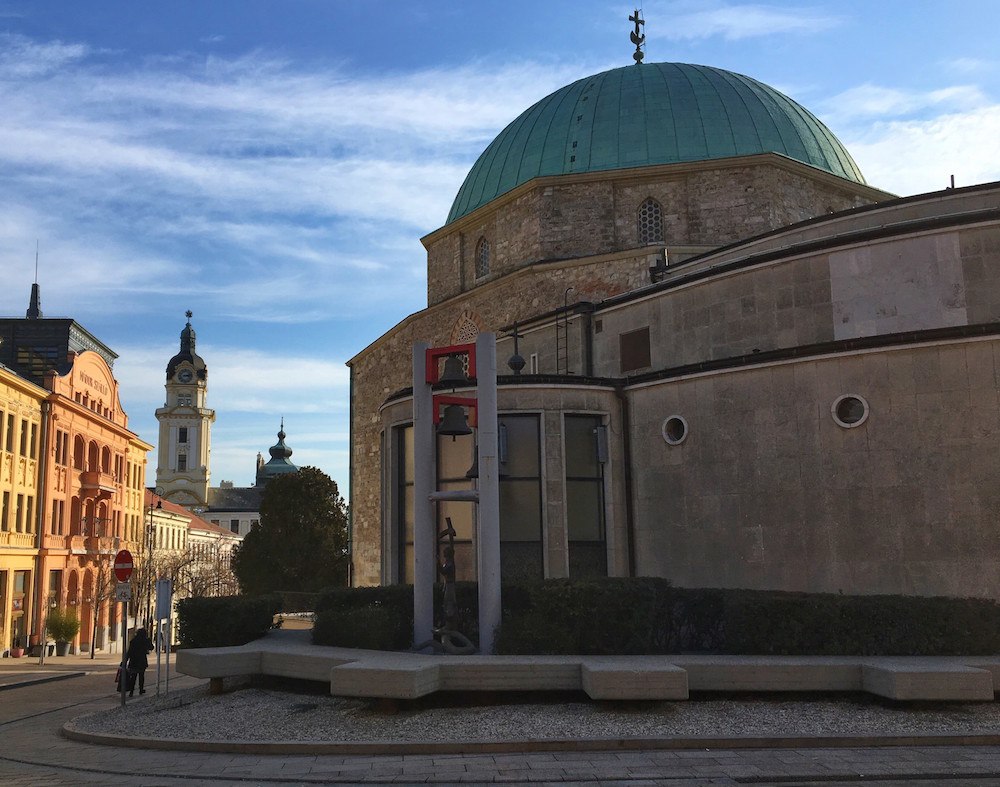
[862,662,994,701]
[175,630,1000,703]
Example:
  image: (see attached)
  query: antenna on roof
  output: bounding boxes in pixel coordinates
[630,8,646,64]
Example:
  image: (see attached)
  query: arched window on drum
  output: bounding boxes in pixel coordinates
[638,197,664,246]
[475,237,490,278]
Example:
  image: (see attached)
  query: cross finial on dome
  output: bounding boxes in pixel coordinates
[186,309,193,321]
[629,9,645,64]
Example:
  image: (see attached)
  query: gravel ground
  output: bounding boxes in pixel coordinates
[73,684,1000,743]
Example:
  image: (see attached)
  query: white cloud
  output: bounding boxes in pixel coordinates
[945,57,997,76]
[821,83,988,122]
[845,105,1000,196]
[651,3,841,40]
[0,33,88,77]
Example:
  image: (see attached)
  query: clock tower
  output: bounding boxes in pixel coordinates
[155,311,215,506]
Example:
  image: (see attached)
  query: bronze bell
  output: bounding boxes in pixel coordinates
[438,355,468,388]
[466,444,509,479]
[437,403,472,438]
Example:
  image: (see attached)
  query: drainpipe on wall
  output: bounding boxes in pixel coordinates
[347,366,354,588]
[613,384,637,577]
[33,399,51,661]
[579,303,595,377]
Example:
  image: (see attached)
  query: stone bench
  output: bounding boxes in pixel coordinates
[861,662,994,701]
[175,633,1000,703]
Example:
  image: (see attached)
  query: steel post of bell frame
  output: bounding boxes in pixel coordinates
[412,342,435,648]
[475,332,501,655]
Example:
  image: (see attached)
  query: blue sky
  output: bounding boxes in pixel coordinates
[1,1,998,494]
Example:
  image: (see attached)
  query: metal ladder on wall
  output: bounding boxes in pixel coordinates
[556,287,574,375]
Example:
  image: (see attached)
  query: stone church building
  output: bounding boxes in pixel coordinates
[347,60,1000,598]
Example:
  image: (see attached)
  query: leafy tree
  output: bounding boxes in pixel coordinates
[232,466,349,595]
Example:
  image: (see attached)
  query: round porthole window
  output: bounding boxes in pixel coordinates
[661,415,688,445]
[831,394,869,428]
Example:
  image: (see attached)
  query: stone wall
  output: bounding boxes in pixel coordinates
[425,157,881,308]
[627,338,1000,598]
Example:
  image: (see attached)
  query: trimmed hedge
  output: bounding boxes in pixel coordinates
[310,579,1000,656]
[176,594,282,649]
[313,583,480,650]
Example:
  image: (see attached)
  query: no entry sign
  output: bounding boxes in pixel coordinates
[113,549,134,582]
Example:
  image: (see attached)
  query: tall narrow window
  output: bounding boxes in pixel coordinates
[177,454,187,472]
[475,237,490,278]
[1,491,8,531]
[5,414,12,452]
[565,415,607,578]
[436,428,476,582]
[395,424,415,583]
[29,423,37,459]
[178,427,188,444]
[638,197,664,245]
[19,419,28,456]
[499,415,544,582]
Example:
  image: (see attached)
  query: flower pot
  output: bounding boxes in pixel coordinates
[10,647,24,658]
[55,640,70,656]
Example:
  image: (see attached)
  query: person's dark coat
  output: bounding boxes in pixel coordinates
[126,630,153,673]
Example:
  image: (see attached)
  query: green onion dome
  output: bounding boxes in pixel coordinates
[447,62,864,224]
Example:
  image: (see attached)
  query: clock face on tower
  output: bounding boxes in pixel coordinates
[178,369,194,383]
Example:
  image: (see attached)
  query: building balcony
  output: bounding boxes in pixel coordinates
[80,470,117,498]
[0,531,36,550]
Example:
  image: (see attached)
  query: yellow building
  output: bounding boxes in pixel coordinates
[0,363,45,656]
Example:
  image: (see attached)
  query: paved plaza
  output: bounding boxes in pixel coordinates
[4,653,1000,785]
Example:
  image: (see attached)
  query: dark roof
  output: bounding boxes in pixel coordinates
[207,485,262,512]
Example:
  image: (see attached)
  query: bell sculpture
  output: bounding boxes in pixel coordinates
[437,403,472,439]
[438,354,468,388]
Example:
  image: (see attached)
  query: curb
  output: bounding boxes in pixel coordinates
[60,724,1000,756]
[0,672,87,691]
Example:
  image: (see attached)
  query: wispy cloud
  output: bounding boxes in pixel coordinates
[845,105,1000,196]
[944,57,997,76]
[821,83,988,122]
[0,32,580,329]
[650,2,842,41]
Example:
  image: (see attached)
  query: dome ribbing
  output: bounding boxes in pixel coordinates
[447,62,865,224]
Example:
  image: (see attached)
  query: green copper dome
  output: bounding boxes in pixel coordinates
[447,62,865,224]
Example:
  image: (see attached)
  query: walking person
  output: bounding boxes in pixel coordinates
[125,628,154,696]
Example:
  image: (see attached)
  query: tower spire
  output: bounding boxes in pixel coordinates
[26,242,42,319]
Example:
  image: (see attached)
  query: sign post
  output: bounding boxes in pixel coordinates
[113,550,133,707]
[155,578,172,696]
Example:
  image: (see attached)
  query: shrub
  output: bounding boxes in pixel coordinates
[176,594,282,649]
[313,584,413,650]
[311,580,1000,656]
[495,578,675,655]
[312,582,481,650]
[46,607,82,642]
